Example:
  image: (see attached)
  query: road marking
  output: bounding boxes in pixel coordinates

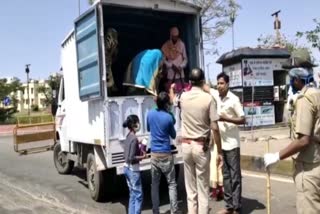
[242,171,294,183]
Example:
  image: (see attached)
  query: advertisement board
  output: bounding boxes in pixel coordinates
[243,101,275,126]
[223,63,242,87]
[242,59,274,87]
[242,58,288,87]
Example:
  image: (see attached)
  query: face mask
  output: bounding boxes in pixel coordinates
[134,123,140,132]
[290,74,315,94]
[306,74,315,86]
[290,78,298,95]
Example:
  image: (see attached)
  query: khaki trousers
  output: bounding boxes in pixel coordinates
[182,141,210,214]
[294,161,320,214]
[210,143,223,187]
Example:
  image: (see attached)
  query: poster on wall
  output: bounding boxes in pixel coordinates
[243,101,275,126]
[223,63,242,87]
[271,58,288,70]
[242,59,274,87]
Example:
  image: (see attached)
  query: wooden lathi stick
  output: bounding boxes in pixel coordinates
[266,137,271,214]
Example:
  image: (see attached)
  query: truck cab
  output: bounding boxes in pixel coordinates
[55,0,203,201]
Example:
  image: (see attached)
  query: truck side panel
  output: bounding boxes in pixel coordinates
[106,96,183,168]
[61,34,105,149]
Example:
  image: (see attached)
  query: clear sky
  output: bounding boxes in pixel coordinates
[0,0,90,82]
[0,0,320,83]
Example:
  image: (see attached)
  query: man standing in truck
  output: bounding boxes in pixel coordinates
[162,27,188,92]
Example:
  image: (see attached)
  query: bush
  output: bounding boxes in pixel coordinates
[0,107,17,123]
[31,104,39,112]
[1,117,17,124]
[16,114,53,125]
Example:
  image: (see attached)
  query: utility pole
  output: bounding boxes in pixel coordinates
[271,10,282,47]
[25,64,31,116]
[78,0,81,16]
[206,62,211,83]
[230,10,236,50]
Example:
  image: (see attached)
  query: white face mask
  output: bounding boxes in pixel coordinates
[134,123,140,132]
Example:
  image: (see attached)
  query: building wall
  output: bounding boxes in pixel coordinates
[1,78,50,112]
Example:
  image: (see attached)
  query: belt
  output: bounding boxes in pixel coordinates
[151,152,172,158]
[181,137,206,144]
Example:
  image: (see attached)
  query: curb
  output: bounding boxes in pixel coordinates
[0,132,13,137]
[0,129,54,137]
[241,155,293,177]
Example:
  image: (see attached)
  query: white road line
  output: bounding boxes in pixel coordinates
[242,171,294,183]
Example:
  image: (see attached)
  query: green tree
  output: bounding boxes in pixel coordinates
[37,74,62,108]
[297,19,320,51]
[37,85,52,107]
[0,78,23,123]
[88,0,240,54]
[190,0,240,47]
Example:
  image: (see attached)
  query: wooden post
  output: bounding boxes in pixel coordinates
[266,138,271,214]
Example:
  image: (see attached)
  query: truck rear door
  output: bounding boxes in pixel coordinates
[75,5,103,101]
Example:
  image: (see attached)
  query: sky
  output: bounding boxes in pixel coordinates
[0,0,320,83]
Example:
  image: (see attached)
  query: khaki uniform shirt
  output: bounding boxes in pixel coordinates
[180,87,219,139]
[210,89,245,151]
[293,86,320,163]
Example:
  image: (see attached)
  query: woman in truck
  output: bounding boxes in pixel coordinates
[123,115,146,214]
[123,49,164,96]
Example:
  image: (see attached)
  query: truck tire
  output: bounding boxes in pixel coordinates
[53,143,74,174]
[87,153,105,201]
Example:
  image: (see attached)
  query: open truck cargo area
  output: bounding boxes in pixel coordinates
[55,0,203,201]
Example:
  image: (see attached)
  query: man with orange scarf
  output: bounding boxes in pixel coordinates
[162,27,188,92]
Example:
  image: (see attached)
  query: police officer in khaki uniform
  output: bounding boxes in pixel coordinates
[264,49,320,214]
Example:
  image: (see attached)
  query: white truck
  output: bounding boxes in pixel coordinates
[54,0,203,201]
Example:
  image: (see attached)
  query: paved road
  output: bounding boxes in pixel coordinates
[0,136,296,214]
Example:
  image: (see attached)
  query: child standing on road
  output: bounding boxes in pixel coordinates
[123,115,146,214]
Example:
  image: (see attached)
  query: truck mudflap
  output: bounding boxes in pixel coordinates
[94,144,108,171]
[13,115,56,154]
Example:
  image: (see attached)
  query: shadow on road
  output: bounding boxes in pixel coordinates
[69,165,187,213]
[71,168,88,188]
[241,197,266,213]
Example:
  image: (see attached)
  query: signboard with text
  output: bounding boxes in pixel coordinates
[242,58,287,87]
[243,101,275,126]
[242,59,273,87]
[223,63,242,87]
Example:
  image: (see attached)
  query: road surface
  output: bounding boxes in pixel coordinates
[0,136,296,213]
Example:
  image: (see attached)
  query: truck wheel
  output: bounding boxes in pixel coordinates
[87,153,105,201]
[53,143,74,174]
